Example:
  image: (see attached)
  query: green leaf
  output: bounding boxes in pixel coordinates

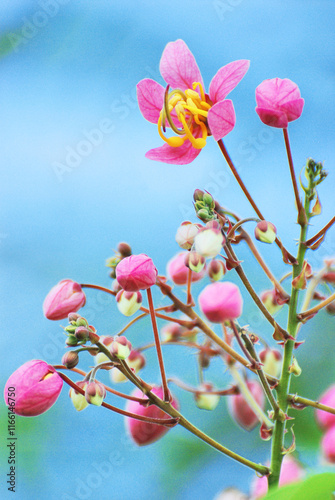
[262,472,335,500]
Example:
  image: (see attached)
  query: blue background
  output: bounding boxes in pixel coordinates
[1,1,335,499]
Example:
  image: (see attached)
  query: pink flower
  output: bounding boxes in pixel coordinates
[137,39,249,164]
[125,386,179,446]
[116,254,157,292]
[321,426,335,463]
[250,455,305,499]
[4,360,63,416]
[228,380,264,431]
[198,282,243,323]
[255,78,304,128]
[315,385,335,430]
[167,251,206,285]
[43,279,86,321]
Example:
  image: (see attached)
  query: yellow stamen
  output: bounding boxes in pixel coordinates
[179,114,206,149]
[157,113,187,147]
[183,105,208,119]
[192,82,206,102]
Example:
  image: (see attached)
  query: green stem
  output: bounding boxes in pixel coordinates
[288,394,335,415]
[268,183,311,489]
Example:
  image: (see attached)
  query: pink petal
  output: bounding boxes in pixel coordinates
[209,60,250,103]
[280,98,305,122]
[255,78,301,108]
[137,79,165,124]
[207,100,236,141]
[255,107,288,128]
[145,140,201,165]
[160,39,203,91]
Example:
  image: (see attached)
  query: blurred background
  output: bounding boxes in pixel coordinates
[1,1,335,499]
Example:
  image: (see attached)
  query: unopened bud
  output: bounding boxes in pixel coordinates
[254,221,277,244]
[194,383,220,411]
[175,221,200,250]
[69,381,89,411]
[85,381,106,406]
[196,208,214,222]
[289,356,302,376]
[208,259,226,281]
[228,380,265,431]
[194,228,225,258]
[110,336,132,360]
[110,350,146,383]
[74,326,90,341]
[94,335,114,365]
[61,351,79,369]
[116,290,142,316]
[117,242,132,257]
[184,251,206,272]
[193,189,204,202]
[259,348,282,378]
[66,335,79,347]
[260,289,284,316]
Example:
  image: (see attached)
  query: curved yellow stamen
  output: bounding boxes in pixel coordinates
[192,82,206,102]
[183,105,208,119]
[157,113,187,147]
[179,114,206,149]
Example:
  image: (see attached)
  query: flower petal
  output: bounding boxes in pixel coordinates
[209,60,250,103]
[279,98,305,122]
[160,39,203,91]
[137,79,165,124]
[145,141,201,165]
[255,78,301,109]
[207,100,236,141]
[255,107,288,128]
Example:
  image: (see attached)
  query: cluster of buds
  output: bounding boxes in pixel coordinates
[193,190,216,222]
[105,242,132,279]
[64,313,97,347]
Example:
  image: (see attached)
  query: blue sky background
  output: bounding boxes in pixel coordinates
[1,1,335,499]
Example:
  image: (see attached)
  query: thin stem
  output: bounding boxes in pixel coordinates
[146,287,170,402]
[288,394,335,415]
[230,321,259,369]
[226,217,260,240]
[217,139,296,263]
[305,216,335,246]
[168,377,238,396]
[138,340,220,356]
[298,291,335,320]
[187,267,193,305]
[283,128,303,214]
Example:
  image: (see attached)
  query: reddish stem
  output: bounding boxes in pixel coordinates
[146,287,170,402]
[283,128,303,214]
[305,216,335,246]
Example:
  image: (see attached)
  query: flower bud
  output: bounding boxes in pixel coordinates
[184,251,206,273]
[175,221,200,250]
[68,312,81,323]
[208,259,226,281]
[111,279,123,293]
[196,208,215,222]
[74,326,90,342]
[116,254,157,292]
[4,360,63,416]
[69,381,89,411]
[117,242,132,257]
[315,385,335,430]
[167,252,206,285]
[288,356,302,376]
[259,348,282,378]
[43,280,86,321]
[125,386,179,446]
[61,351,79,369]
[116,290,142,316]
[199,282,243,323]
[254,221,277,244]
[260,289,284,316]
[194,383,220,411]
[228,379,264,431]
[194,227,225,258]
[250,455,305,498]
[85,381,106,406]
[161,322,186,342]
[322,426,335,463]
[94,335,114,365]
[193,189,204,202]
[110,336,132,360]
[110,350,146,383]
[66,334,79,347]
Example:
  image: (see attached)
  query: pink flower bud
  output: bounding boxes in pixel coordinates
[110,350,146,383]
[110,336,132,360]
[228,380,264,431]
[255,78,304,128]
[175,221,200,250]
[254,221,277,244]
[125,386,179,446]
[69,380,89,411]
[61,351,79,369]
[85,381,106,406]
[167,252,206,285]
[321,426,335,463]
[259,348,282,378]
[43,279,86,321]
[116,290,142,316]
[116,254,157,292]
[194,227,225,258]
[4,360,63,416]
[250,455,305,499]
[315,385,335,430]
[184,251,206,272]
[199,282,243,323]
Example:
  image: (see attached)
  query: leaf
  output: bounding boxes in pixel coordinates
[262,472,335,500]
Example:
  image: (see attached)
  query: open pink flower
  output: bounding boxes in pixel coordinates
[255,78,304,128]
[137,39,249,164]
[4,360,63,416]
